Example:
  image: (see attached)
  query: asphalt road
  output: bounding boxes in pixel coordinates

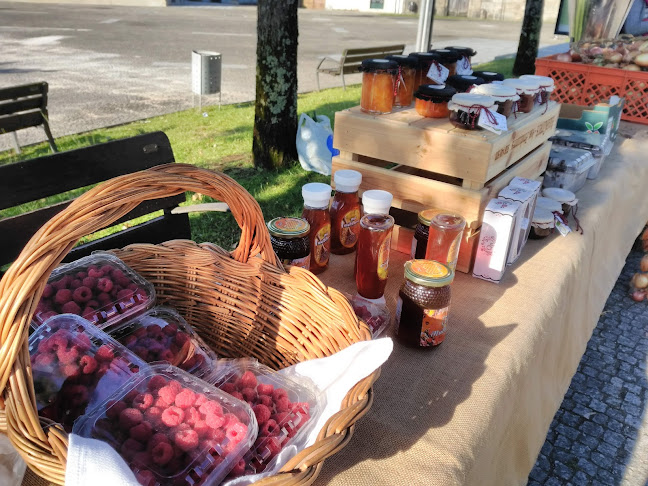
[0,3,567,149]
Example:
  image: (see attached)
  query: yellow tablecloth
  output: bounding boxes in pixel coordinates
[313,122,648,486]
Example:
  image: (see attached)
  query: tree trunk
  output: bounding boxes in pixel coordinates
[253,0,299,170]
[513,0,545,76]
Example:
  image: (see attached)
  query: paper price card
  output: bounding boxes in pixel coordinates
[426,62,449,84]
[478,108,508,134]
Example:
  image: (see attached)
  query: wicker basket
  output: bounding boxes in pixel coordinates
[0,163,378,485]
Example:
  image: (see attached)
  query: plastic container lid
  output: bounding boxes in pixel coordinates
[532,207,556,228]
[334,169,362,193]
[302,182,332,209]
[549,129,606,155]
[542,187,578,205]
[444,46,477,57]
[107,306,217,378]
[472,71,505,82]
[362,190,393,215]
[404,260,455,287]
[446,74,486,92]
[32,252,156,332]
[407,52,442,66]
[267,217,310,239]
[414,84,457,102]
[73,363,258,486]
[472,83,520,101]
[359,58,398,73]
[501,77,541,95]
[385,54,418,68]
[520,74,555,91]
[448,93,496,113]
[29,314,148,432]
[429,48,462,62]
[536,196,563,213]
[207,360,320,478]
[548,146,596,174]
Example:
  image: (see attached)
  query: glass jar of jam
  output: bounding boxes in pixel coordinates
[444,46,477,74]
[425,211,466,271]
[519,74,555,105]
[359,59,399,115]
[448,93,497,130]
[301,182,332,275]
[501,78,540,114]
[267,217,311,269]
[471,83,519,118]
[395,260,454,348]
[385,55,418,107]
[407,52,442,88]
[330,169,362,255]
[414,84,456,118]
[429,49,462,76]
[445,74,486,93]
[355,214,394,299]
[472,71,504,83]
[411,209,439,259]
[529,207,555,239]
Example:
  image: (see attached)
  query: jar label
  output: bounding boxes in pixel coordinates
[377,234,392,280]
[426,61,449,84]
[283,254,311,269]
[456,56,473,75]
[314,223,331,265]
[395,296,403,334]
[420,306,448,347]
[339,209,360,248]
[446,232,463,271]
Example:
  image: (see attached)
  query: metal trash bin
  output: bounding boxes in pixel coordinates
[192,50,222,108]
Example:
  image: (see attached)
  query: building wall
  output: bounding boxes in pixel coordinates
[325,0,405,14]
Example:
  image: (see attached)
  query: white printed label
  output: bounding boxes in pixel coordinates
[456,56,473,75]
[554,215,572,236]
[478,108,508,134]
[426,62,449,84]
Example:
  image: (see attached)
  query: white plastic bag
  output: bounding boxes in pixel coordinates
[296,113,338,176]
[0,434,26,486]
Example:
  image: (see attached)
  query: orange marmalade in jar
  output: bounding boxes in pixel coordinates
[407,52,442,89]
[330,169,362,255]
[385,54,418,107]
[301,182,332,275]
[359,59,398,115]
[414,84,457,118]
[429,48,462,76]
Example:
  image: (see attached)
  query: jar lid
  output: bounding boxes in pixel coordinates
[334,169,362,193]
[472,83,520,101]
[362,190,393,215]
[541,187,578,206]
[417,208,441,226]
[431,212,466,231]
[359,58,398,73]
[408,52,441,66]
[267,217,310,238]
[535,196,563,213]
[443,46,477,57]
[446,74,486,92]
[472,71,505,82]
[532,207,556,228]
[501,78,541,94]
[448,93,496,112]
[385,54,418,68]
[520,74,555,91]
[302,182,331,209]
[414,84,457,102]
[404,260,455,287]
[428,48,462,63]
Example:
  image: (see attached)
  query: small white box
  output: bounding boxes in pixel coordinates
[498,186,537,265]
[473,198,521,284]
[508,176,542,196]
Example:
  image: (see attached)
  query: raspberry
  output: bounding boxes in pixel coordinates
[174,332,190,347]
[184,407,201,426]
[193,420,211,438]
[39,404,58,421]
[61,301,81,315]
[96,292,112,304]
[133,327,148,338]
[133,393,154,411]
[161,407,185,427]
[158,349,175,362]
[198,400,223,417]
[174,429,199,452]
[124,389,140,404]
[120,438,143,461]
[42,284,54,298]
[157,385,178,404]
[229,458,246,477]
[153,397,171,409]
[272,388,288,402]
[33,353,55,368]
[62,364,81,378]
[275,396,291,413]
[204,413,225,430]
[106,400,128,420]
[96,278,113,293]
[257,383,274,396]
[147,375,167,391]
[64,384,89,407]
[54,289,73,305]
[162,324,178,336]
[70,279,82,289]
[260,419,280,437]
[174,389,197,409]
[117,289,133,300]
[131,451,152,469]
[240,387,257,403]
[238,371,257,389]
[260,435,283,456]
[230,391,244,401]
[100,264,114,275]
[130,421,153,442]
[194,394,208,407]
[39,311,58,322]
[79,355,98,374]
[87,267,104,278]
[134,470,155,486]
[74,333,92,352]
[151,441,174,466]
[144,406,163,427]
[252,404,272,425]
[76,271,88,279]
[119,408,143,430]
[95,345,114,362]
[123,335,137,347]
[111,268,125,280]
[225,422,248,445]
[133,347,149,361]
[53,275,73,290]
[72,286,92,304]
[209,427,226,444]
[256,395,273,408]
[148,432,169,448]
[168,380,183,392]
[146,324,162,335]
[272,412,289,426]
[81,276,97,289]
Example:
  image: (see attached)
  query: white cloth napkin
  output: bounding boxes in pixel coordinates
[65,338,393,486]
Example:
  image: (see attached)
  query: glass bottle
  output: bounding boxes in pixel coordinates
[301,182,332,274]
[407,52,442,89]
[359,59,399,115]
[330,170,362,255]
[425,211,466,272]
[267,217,311,269]
[501,78,540,114]
[355,214,394,300]
[411,209,439,259]
[448,93,497,130]
[414,84,457,118]
[472,83,519,118]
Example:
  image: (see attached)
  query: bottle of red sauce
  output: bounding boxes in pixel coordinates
[301,182,332,275]
[330,170,362,255]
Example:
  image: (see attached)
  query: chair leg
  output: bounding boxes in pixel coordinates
[11,132,21,154]
[42,120,58,153]
[342,73,346,91]
[316,71,321,91]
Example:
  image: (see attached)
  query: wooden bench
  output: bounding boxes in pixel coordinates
[0,82,58,154]
[0,131,192,275]
[316,44,406,90]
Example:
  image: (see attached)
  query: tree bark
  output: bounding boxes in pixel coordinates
[253,0,299,170]
[513,0,545,76]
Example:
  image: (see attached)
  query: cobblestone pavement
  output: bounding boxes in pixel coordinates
[528,248,648,485]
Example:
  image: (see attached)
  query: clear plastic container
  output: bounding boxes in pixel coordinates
[29,314,147,432]
[32,252,156,331]
[359,59,399,115]
[544,145,596,193]
[548,129,610,180]
[107,307,217,378]
[351,293,391,338]
[207,360,321,479]
[73,363,257,486]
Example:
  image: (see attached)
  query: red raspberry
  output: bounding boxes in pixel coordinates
[123,335,137,348]
[144,406,163,427]
[64,384,89,407]
[117,289,133,300]
[238,371,257,389]
[96,292,112,304]
[272,412,290,426]
[275,396,291,413]
[226,422,248,445]
[161,407,185,427]
[193,420,211,438]
[73,333,92,352]
[228,458,246,477]
[134,470,155,486]
[100,264,114,275]
[230,391,244,401]
[198,400,223,417]
[174,429,199,452]
[132,393,154,411]
[168,380,183,392]
[174,389,197,409]
[42,284,54,298]
[146,324,162,335]
[162,324,178,336]
[194,394,208,408]
[124,389,140,404]
[111,268,125,280]
[147,375,167,391]
[130,421,153,442]
[153,397,171,409]
[241,387,257,403]
[119,408,143,430]
[184,407,201,426]
[220,382,236,394]
[62,364,81,378]
[33,353,55,368]
[87,267,104,278]
[158,349,175,362]
[133,327,147,338]
[151,441,174,466]
[70,279,82,289]
[53,275,73,290]
[260,419,280,437]
[209,427,226,444]
[173,333,189,348]
[204,413,225,430]
[133,347,149,361]
[120,438,143,461]
[72,286,92,304]
[39,311,58,322]
[148,432,169,448]
[272,388,288,402]
[131,451,152,469]
[79,355,98,374]
[106,400,128,420]
[157,385,178,404]
[82,277,97,289]
[259,435,283,456]
[257,383,274,396]
[54,289,73,305]
[253,404,272,425]
[96,278,113,293]
[256,395,273,408]
[39,404,58,421]
[61,301,81,315]
[76,271,88,279]
[95,345,114,362]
